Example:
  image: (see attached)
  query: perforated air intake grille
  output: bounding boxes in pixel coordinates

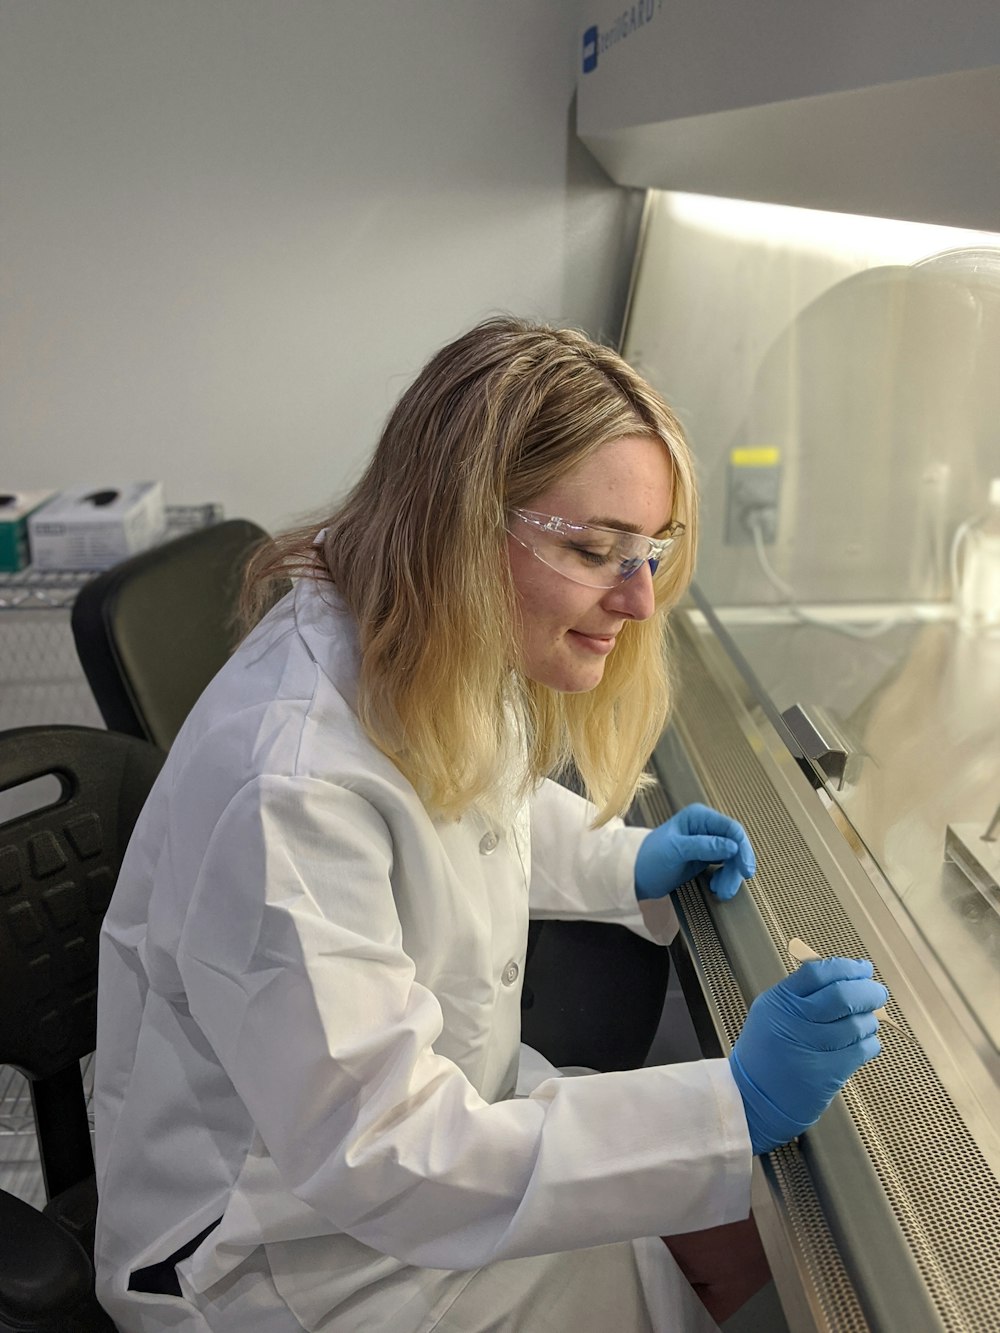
[643,622,1000,1332]
[638,783,871,1331]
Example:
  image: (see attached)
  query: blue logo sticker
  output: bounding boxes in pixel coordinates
[582,25,598,74]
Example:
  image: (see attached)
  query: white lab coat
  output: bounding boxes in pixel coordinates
[93,579,751,1332]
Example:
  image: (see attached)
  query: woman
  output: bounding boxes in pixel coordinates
[94,317,886,1331]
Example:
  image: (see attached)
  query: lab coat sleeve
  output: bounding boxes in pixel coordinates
[176,775,748,1270]
[528,777,678,943]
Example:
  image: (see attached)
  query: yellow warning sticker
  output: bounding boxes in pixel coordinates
[730,446,780,467]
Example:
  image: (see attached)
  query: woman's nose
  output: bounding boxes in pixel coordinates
[601,561,657,620]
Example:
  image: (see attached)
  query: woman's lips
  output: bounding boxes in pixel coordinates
[568,629,617,655]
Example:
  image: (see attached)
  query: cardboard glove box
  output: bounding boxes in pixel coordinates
[26,483,166,571]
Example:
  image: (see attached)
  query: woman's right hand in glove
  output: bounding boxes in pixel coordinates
[729,957,887,1155]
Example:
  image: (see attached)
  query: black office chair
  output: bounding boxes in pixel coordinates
[71,518,272,751]
[70,520,669,1074]
[0,726,165,1333]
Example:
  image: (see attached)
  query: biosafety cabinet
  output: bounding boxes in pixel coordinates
[577,4,1000,1330]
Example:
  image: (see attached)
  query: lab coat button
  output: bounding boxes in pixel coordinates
[479,831,499,855]
[502,960,519,986]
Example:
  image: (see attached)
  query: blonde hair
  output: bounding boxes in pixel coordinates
[242,317,698,824]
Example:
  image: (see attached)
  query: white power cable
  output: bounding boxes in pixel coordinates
[747,513,900,640]
[948,516,974,607]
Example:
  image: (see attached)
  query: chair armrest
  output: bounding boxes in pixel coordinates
[0,1188,94,1325]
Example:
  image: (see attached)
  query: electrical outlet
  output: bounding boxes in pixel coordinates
[725,446,781,545]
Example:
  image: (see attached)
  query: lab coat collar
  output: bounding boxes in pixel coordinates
[290,577,361,710]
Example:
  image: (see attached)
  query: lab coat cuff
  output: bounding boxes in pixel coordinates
[611,825,680,944]
[707,1057,755,1220]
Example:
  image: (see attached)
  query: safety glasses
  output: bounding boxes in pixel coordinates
[507,508,684,589]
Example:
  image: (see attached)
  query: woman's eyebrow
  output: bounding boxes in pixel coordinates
[586,515,677,537]
[585,515,642,533]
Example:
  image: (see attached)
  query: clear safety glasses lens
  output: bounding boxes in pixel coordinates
[507,509,682,589]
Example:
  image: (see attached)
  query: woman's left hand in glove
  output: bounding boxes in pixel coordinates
[634,803,755,902]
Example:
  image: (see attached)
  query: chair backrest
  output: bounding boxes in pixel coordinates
[0,726,165,1199]
[71,518,273,750]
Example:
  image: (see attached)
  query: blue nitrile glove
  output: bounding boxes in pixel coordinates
[729,957,887,1155]
[634,803,756,902]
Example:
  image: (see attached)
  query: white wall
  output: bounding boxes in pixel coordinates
[1,0,640,530]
